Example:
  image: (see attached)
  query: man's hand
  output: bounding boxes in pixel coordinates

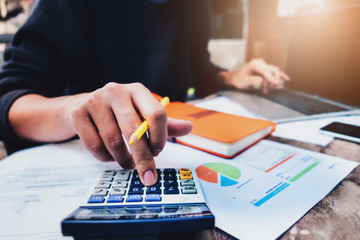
[67,82,192,186]
[224,58,290,94]
[9,82,192,186]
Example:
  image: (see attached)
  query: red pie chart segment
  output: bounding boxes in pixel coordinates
[195,165,218,183]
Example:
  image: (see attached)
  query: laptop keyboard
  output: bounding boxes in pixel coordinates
[254,89,348,115]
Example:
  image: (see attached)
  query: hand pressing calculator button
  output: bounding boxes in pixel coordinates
[86,168,200,204]
[61,168,214,239]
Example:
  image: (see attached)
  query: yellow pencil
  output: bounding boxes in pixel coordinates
[129,96,170,145]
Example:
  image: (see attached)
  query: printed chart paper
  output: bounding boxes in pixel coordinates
[157,140,358,240]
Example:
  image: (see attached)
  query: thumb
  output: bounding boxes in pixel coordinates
[167,118,193,137]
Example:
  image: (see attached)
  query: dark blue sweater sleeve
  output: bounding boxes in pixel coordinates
[0,0,92,153]
[0,0,229,154]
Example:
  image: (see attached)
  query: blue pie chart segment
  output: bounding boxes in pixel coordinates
[220,175,238,187]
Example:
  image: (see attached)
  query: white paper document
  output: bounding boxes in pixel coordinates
[0,141,119,240]
[156,140,358,240]
[0,139,358,240]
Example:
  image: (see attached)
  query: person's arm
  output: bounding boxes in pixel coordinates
[8,93,85,142]
[189,1,289,96]
[0,0,79,153]
[1,0,192,186]
[8,83,192,186]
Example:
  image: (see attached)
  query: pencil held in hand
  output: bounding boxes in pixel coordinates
[129,96,170,145]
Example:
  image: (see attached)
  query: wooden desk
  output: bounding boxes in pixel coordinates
[1,137,359,239]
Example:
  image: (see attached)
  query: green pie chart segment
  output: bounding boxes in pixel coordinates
[196,163,241,187]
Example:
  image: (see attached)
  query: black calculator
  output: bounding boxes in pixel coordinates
[61,168,214,239]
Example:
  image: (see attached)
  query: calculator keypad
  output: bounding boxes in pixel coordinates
[87,168,200,205]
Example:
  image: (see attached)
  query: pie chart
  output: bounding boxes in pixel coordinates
[195,163,241,187]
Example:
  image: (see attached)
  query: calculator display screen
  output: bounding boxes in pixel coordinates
[69,204,212,220]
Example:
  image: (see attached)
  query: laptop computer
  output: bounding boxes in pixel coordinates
[219,5,360,123]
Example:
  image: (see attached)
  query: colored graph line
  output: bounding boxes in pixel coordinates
[265,153,297,173]
[254,183,290,207]
[290,160,322,182]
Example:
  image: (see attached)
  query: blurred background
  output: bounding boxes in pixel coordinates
[0,0,32,65]
[193,0,357,107]
[0,0,359,158]
[213,0,360,106]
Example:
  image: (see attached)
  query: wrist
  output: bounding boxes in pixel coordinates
[62,93,89,137]
[219,70,235,88]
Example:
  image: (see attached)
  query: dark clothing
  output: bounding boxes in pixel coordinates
[0,0,226,154]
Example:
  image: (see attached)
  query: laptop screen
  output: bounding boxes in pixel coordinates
[285,5,360,107]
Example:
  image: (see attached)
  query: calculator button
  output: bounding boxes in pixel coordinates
[100,176,113,181]
[179,173,193,180]
[182,186,197,194]
[107,195,124,203]
[92,189,108,196]
[131,179,144,187]
[128,187,144,195]
[163,168,176,174]
[163,173,177,180]
[145,194,162,202]
[126,195,143,202]
[164,179,178,187]
[88,196,105,203]
[164,186,179,194]
[146,186,161,194]
[132,170,140,180]
[110,188,126,196]
[116,170,131,181]
[96,181,111,189]
[180,179,195,186]
[179,168,191,174]
[103,170,116,176]
[113,181,128,188]
[148,180,161,187]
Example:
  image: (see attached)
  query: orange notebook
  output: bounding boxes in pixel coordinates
[165,102,276,158]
